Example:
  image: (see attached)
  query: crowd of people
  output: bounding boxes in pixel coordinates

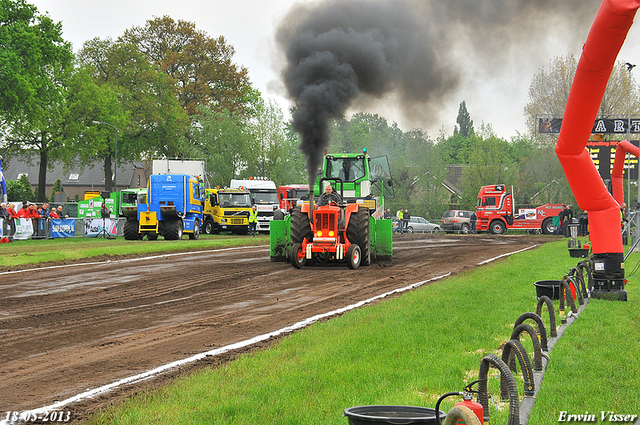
[0,201,68,242]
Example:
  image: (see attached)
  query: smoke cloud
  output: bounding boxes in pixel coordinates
[276,0,602,184]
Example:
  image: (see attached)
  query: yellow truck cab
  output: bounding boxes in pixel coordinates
[203,187,252,234]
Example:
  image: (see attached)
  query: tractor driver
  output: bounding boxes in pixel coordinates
[338,160,356,181]
[317,184,342,206]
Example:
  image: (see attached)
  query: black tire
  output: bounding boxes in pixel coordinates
[347,207,371,266]
[290,242,306,268]
[274,209,285,220]
[461,224,470,234]
[147,232,158,241]
[291,207,312,245]
[347,244,361,269]
[406,226,414,233]
[204,218,214,235]
[123,220,142,240]
[489,220,506,235]
[164,219,183,240]
[188,220,200,240]
[541,217,555,235]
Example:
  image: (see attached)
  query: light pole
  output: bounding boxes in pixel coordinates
[625,62,636,246]
[92,121,118,192]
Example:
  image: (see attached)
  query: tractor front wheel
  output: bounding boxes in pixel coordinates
[290,243,306,268]
[347,244,361,270]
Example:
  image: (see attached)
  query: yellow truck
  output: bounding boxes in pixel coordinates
[203,187,252,234]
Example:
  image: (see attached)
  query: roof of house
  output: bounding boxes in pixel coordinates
[3,158,145,186]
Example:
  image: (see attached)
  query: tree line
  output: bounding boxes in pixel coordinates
[2,1,640,222]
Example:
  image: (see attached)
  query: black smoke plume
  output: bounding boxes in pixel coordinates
[277,0,602,185]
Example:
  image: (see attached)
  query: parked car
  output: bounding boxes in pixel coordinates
[440,210,474,233]
[394,216,441,233]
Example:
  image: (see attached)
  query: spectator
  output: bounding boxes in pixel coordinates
[100,203,111,219]
[26,203,41,219]
[38,202,50,218]
[556,205,566,236]
[578,210,588,237]
[248,206,258,237]
[470,211,477,233]
[6,203,18,241]
[1,203,10,239]
[396,208,404,234]
[563,205,574,238]
[404,208,411,232]
[55,205,69,218]
[384,208,392,220]
[17,201,29,218]
[49,208,61,219]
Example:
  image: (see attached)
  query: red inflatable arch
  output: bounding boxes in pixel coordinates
[555,0,640,255]
[611,140,640,205]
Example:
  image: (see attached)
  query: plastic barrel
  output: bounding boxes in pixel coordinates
[344,406,446,425]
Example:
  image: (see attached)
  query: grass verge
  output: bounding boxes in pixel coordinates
[0,234,268,269]
[80,240,639,424]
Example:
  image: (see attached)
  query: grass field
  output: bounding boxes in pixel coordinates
[75,240,639,425]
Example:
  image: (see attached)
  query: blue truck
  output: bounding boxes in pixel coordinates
[124,174,205,240]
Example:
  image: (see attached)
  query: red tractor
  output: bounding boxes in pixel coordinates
[289,178,371,270]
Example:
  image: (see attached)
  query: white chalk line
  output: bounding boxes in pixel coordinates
[477,244,539,265]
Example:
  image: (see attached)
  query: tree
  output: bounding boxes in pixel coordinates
[0,0,73,201]
[524,56,640,137]
[0,0,73,118]
[454,101,474,137]
[50,178,63,201]
[77,38,189,189]
[190,106,251,186]
[247,95,289,182]
[120,16,253,117]
[7,174,34,202]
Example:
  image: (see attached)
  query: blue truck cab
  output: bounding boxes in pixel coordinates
[134,174,205,240]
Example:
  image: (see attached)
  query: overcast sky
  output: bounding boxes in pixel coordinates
[29,0,640,140]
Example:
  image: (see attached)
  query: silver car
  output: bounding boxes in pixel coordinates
[397,216,441,233]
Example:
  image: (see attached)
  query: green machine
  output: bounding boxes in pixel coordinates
[270,150,393,266]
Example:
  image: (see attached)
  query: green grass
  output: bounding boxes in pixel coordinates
[0,234,268,268]
[82,240,640,425]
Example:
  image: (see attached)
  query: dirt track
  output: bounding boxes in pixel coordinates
[0,233,549,422]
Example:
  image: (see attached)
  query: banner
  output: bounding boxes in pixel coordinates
[83,218,117,237]
[50,218,76,238]
[539,117,640,134]
[14,218,34,240]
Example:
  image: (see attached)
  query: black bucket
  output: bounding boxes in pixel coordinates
[344,406,446,425]
[569,248,589,258]
[534,280,561,300]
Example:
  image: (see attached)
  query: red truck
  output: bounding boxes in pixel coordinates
[475,185,563,234]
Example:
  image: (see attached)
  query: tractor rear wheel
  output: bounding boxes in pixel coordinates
[165,219,183,240]
[290,243,306,268]
[347,207,371,266]
[346,244,361,269]
[124,220,142,240]
[291,207,312,244]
